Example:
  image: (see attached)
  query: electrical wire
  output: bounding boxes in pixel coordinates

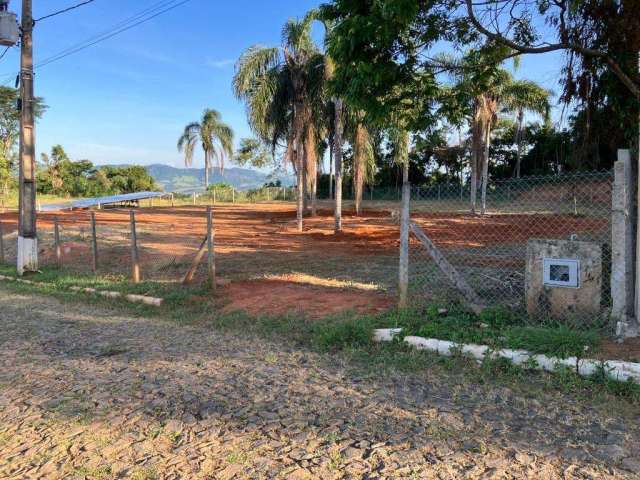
[35,0,98,23]
[0,46,11,61]
[36,0,193,69]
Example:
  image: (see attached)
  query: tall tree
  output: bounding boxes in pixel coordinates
[0,87,46,198]
[177,109,234,189]
[234,15,325,230]
[501,80,551,178]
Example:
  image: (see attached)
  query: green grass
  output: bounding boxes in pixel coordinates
[383,304,603,359]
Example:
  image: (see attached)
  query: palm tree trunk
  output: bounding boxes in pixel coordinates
[305,125,318,216]
[204,151,210,189]
[293,102,305,232]
[470,112,482,214]
[515,109,524,178]
[333,98,343,232]
[354,123,367,216]
[329,142,334,201]
[302,162,308,213]
[295,140,304,231]
[480,122,492,215]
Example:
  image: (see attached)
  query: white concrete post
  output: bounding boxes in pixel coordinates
[613,150,638,338]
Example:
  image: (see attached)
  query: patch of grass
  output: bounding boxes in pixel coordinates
[225,450,249,465]
[504,325,599,359]
[67,464,113,480]
[382,305,603,359]
[130,468,158,480]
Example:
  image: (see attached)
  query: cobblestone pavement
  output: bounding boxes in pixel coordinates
[0,288,639,479]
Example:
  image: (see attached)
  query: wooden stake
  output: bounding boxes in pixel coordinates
[207,206,216,291]
[54,217,62,268]
[90,211,98,273]
[130,210,140,283]
[410,222,485,315]
[182,236,207,285]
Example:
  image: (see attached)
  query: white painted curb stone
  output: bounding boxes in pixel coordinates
[372,328,640,383]
[0,275,163,307]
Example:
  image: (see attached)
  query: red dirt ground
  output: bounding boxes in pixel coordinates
[221,278,393,319]
[0,203,611,323]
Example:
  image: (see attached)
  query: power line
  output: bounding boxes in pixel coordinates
[35,0,98,23]
[0,0,192,83]
[0,46,11,61]
[36,0,193,69]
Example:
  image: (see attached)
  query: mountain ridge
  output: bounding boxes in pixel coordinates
[110,164,294,192]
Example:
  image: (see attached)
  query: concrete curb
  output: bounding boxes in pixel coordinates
[0,274,164,307]
[373,328,640,383]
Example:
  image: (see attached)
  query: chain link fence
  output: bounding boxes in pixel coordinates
[406,171,614,326]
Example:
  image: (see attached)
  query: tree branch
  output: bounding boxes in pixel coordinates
[464,0,640,98]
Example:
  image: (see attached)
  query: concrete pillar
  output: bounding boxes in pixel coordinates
[612,149,638,338]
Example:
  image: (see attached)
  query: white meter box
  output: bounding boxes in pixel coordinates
[543,258,580,288]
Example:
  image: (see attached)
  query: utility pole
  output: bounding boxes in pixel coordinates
[17,0,36,275]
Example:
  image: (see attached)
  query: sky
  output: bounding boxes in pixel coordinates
[0,0,566,170]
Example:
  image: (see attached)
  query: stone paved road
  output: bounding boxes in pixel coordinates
[0,288,639,479]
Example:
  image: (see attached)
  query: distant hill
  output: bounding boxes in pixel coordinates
[141,164,294,193]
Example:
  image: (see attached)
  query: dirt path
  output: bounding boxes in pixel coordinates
[0,288,639,479]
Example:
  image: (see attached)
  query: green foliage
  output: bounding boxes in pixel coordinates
[321,0,453,130]
[0,87,46,194]
[207,182,233,191]
[235,138,275,169]
[36,145,158,198]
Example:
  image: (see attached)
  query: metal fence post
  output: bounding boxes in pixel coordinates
[130,210,140,283]
[0,221,4,263]
[54,217,62,268]
[399,182,411,308]
[90,211,98,273]
[207,206,216,292]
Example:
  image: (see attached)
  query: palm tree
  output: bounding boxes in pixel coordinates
[343,112,375,216]
[501,80,551,178]
[177,109,234,189]
[233,15,325,231]
[440,51,550,213]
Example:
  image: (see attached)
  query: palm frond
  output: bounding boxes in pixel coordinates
[233,46,281,100]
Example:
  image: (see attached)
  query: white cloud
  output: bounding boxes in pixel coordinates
[206,58,235,69]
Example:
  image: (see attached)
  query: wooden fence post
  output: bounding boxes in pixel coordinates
[207,206,216,291]
[213,187,216,204]
[54,217,62,268]
[399,183,410,308]
[0,221,4,263]
[90,211,98,273]
[130,210,140,283]
[232,188,235,204]
[193,192,196,206]
[171,193,175,208]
